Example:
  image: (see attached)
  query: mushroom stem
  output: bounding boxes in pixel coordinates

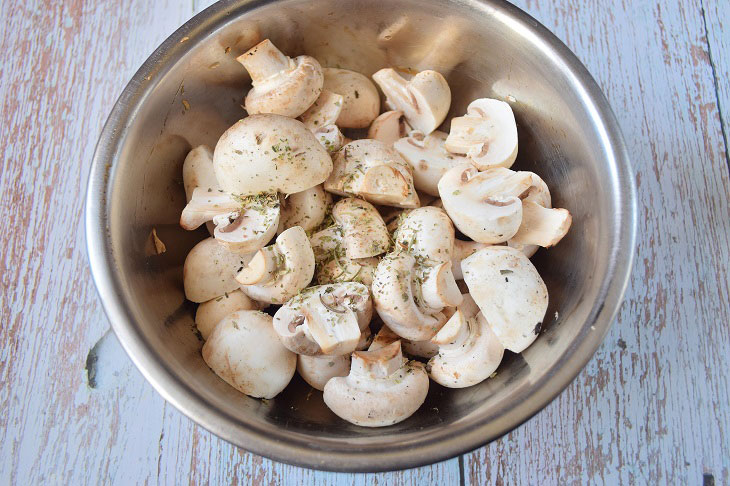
[236,39,292,83]
[180,188,240,230]
[351,341,403,379]
[304,304,361,355]
[420,262,463,309]
[510,201,572,247]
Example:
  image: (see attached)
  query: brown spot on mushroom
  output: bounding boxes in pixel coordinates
[483,197,512,207]
[288,315,305,333]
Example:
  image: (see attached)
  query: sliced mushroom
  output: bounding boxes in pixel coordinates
[393,130,469,196]
[402,339,440,359]
[273,283,372,355]
[309,225,379,286]
[323,341,429,427]
[510,201,572,248]
[322,68,380,128]
[461,246,548,353]
[202,310,296,399]
[237,39,323,118]
[299,89,346,153]
[452,239,489,280]
[325,139,419,208]
[297,327,371,391]
[393,206,454,264]
[278,185,332,235]
[371,68,451,135]
[213,114,332,195]
[367,111,411,146]
[195,290,262,340]
[332,197,390,259]
[428,293,505,388]
[438,164,532,244]
[371,251,461,341]
[182,145,217,235]
[444,98,518,170]
[180,189,280,254]
[183,237,254,303]
[235,226,315,305]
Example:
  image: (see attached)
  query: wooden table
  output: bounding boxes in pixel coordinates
[1,0,728,484]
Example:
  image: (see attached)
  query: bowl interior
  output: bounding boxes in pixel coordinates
[92,0,632,470]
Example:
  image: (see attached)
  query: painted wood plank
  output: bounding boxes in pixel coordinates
[703,0,730,170]
[463,1,730,484]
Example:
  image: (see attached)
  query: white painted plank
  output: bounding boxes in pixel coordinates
[703,0,730,170]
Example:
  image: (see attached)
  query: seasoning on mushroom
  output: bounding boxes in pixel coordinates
[332,197,391,259]
[309,225,380,286]
[277,185,332,235]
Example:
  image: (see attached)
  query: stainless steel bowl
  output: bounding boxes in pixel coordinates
[86,0,636,472]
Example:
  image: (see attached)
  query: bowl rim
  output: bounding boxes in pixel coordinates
[85,0,637,472]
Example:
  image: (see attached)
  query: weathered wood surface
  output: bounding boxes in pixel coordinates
[0,0,727,484]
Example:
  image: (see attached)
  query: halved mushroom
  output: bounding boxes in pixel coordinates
[309,225,379,286]
[299,89,346,153]
[195,289,261,340]
[444,98,518,170]
[297,327,371,391]
[368,324,401,350]
[438,164,532,244]
[237,39,323,118]
[371,68,451,135]
[323,341,429,427]
[461,246,548,353]
[393,130,468,196]
[182,145,217,235]
[322,68,380,128]
[183,237,254,303]
[452,239,489,280]
[367,111,411,146]
[181,189,280,254]
[273,283,372,355]
[372,251,461,341]
[278,185,332,235]
[213,114,332,195]
[202,310,296,399]
[325,139,419,208]
[235,226,315,305]
[393,206,454,264]
[428,293,505,388]
[332,197,390,259]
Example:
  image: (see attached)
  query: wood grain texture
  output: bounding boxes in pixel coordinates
[0,0,727,485]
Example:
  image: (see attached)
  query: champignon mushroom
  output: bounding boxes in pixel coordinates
[202,310,296,398]
[322,68,380,128]
[428,293,505,388]
[452,239,489,280]
[367,110,411,146]
[235,226,315,305]
[438,164,532,244]
[180,189,280,254]
[195,289,261,340]
[297,326,371,391]
[299,89,346,153]
[237,39,323,118]
[278,185,332,235]
[309,225,379,286]
[444,98,518,170]
[273,283,372,355]
[393,130,469,196]
[182,145,217,235]
[213,114,332,195]
[393,206,454,264]
[371,68,451,135]
[332,197,390,259]
[183,237,254,303]
[461,246,548,353]
[371,251,461,341]
[325,139,420,208]
[323,341,429,427]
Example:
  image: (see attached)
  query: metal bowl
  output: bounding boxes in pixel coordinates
[85,0,636,472]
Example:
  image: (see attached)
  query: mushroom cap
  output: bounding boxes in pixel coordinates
[322,68,380,128]
[371,251,454,341]
[278,185,332,235]
[367,110,411,146]
[371,68,451,135]
[183,237,254,303]
[195,289,261,340]
[438,164,532,244]
[325,139,420,208]
[332,197,390,259]
[309,226,379,286]
[452,239,489,280]
[202,310,296,399]
[297,353,351,391]
[239,39,324,118]
[182,145,217,201]
[444,98,518,170]
[428,294,505,388]
[394,206,454,263]
[393,130,469,196]
[273,282,372,355]
[236,226,315,304]
[323,341,429,427]
[299,90,346,153]
[213,114,333,195]
[461,246,548,353]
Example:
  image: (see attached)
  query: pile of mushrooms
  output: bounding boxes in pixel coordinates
[179,39,572,426]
